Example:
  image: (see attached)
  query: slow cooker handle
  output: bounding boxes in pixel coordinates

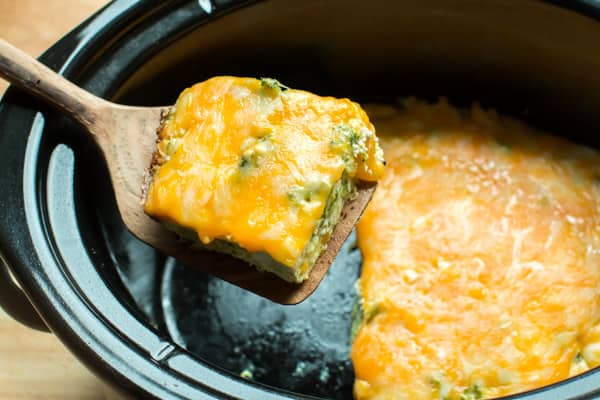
[0,258,48,331]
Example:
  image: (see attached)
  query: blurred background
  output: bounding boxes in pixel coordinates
[0,1,126,398]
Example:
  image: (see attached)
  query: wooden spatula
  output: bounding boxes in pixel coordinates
[0,38,376,304]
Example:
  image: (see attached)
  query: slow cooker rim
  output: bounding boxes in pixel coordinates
[2,0,600,399]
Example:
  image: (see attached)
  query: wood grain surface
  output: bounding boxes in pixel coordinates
[0,2,126,399]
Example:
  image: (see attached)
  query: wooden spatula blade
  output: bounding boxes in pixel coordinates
[99,106,376,304]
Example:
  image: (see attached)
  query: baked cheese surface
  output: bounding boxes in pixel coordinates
[144,77,384,272]
[352,99,600,399]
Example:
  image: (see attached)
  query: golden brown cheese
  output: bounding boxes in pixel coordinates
[144,77,384,278]
[352,99,600,399]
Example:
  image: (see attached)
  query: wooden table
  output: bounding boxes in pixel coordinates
[0,2,127,398]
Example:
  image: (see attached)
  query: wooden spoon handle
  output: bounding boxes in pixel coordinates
[0,38,107,128]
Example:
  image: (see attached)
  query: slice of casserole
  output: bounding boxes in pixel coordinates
[144,77,385,283]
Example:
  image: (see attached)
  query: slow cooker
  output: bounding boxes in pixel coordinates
[1,0,600,398]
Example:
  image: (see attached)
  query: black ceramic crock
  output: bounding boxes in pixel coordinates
[2,0,600,399]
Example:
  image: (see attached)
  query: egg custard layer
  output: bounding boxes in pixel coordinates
[144,77,384,282]
[352,99,600,399]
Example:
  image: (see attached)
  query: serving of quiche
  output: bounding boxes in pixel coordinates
[144,76,385,283]
[352,99,600,400]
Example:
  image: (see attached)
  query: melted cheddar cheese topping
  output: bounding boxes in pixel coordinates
[352,99,600,399]
[144,77,384,269]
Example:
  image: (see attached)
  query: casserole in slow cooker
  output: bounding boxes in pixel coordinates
[353,99,600,399]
